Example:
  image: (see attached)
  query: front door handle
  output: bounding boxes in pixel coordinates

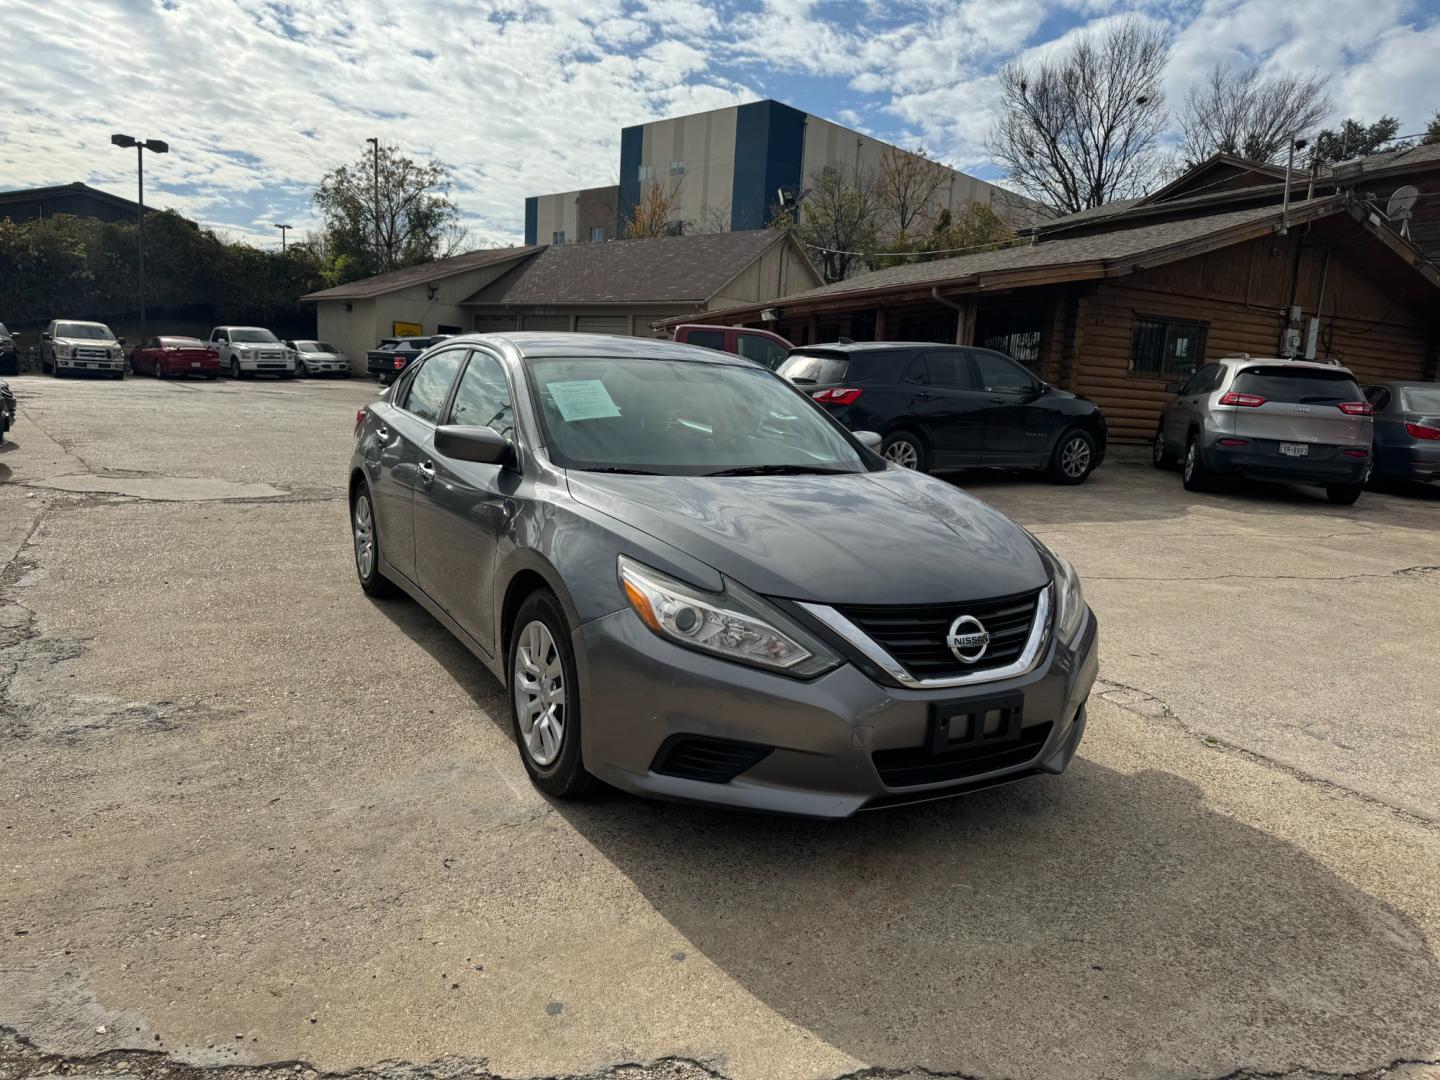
[988,396,1005,405]
[915,390,934,400]
[418,460,436,486]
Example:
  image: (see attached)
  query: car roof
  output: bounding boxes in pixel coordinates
[55,320,109,327]
[1218,356,1356,374]
[790,341,932,354]
[453,331,756,366]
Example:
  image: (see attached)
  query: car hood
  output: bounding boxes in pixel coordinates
[54,337,118,347]
[566,467,1049,605]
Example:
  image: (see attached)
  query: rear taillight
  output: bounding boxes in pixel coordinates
[812,387,863,405]
[1406,422,1440,441]
[393,358,405,370]
[1219,392,1266,407]
[1337,402,1373,416]
[355,408,365,432]
[1217,437,1248,446]
[1341,448,1369,457]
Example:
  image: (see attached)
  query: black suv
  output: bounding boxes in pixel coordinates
[779,342,1108,483]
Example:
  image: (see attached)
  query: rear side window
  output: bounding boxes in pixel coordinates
[922,351,977,390]
[1231,366,1362,404]
[778,351,849,385]
[402,349,467,423]
[684,329,727,351]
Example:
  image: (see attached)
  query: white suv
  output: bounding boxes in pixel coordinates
[42,320,126,378]
[209,326,296,379]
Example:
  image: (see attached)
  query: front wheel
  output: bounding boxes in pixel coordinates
[1049,429,1097,484]
[351,484,399,598]
[230,359,241,379]
[1182,436,1213,492]
[1325,483,1363,506]
[508,591,594,799]
[1152,423,1177,469]
[880,430,928,472]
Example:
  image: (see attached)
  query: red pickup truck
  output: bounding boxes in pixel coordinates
[672,324,792,370]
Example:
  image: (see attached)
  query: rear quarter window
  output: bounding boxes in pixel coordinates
[778,351,849,385]
[1231,367,1362,404]
[1402,386,1440,413]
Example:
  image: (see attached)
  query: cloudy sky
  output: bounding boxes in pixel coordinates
[5,0,1438,248]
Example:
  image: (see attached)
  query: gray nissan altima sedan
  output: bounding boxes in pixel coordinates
[348,333,1097,817]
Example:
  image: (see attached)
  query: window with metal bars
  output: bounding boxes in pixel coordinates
[1130,315,1209,380]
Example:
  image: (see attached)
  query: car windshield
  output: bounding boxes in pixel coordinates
[160,337,204,348]
[1402,387,1440,413]
[56,323,114,340]
[230,329,279,343]
[1232,366,1362,404]
[530,356,870,476]
[299,342,337,353]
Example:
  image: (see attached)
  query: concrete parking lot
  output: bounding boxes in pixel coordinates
[2,372,1438,1080]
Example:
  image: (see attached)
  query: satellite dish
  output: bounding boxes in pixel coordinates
[1386,185,1420,239]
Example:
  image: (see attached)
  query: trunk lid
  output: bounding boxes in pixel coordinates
[1227,365,1370,446]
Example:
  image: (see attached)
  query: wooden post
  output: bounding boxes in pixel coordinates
[954,298,977,346]
[874,306,888,341]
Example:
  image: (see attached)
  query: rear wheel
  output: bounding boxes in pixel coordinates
[1325,483,1363,506]
[881,430,928,472]
[508,591,594,799]
[1152,423,1177,469]
[1049,428,1097,484]
[1182,435,1213,492]
[351,483,398,598]
[154,360,165,379]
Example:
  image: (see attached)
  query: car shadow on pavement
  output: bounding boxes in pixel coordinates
[373,593,1440,1077]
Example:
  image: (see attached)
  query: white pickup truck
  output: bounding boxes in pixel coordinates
[41,319,127,378]
[208,326,296,379]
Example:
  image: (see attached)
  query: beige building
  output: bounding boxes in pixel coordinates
[526,99,1041,245]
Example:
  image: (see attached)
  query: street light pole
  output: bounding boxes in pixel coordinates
[275,223,292,251]
[111,134,169,343]
[365,137,381,271]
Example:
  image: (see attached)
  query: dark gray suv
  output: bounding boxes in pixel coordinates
[348,333,1097,817]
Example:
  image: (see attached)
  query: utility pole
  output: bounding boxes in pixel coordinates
[111,134,169,343]
[365,137,381,271]
[275,223,292,251]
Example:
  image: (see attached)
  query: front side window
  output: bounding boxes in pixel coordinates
[971,349,1035,393]
[401,349,467,423]
[448,351,515,439]
[1130,315,1208,380]
[737,334,789,371]
[530,356,868,476]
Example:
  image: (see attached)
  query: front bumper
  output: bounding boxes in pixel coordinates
[304,360,349,373]
[572,606,1098,818]
[1205,438,1368,486]
[55,356,124,372]
[235,357,296,373]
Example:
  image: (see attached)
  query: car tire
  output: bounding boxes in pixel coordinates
[230,359,241,379]
[1152,423,1177,469]
[880,430,928,472]
[154,361,165,379]
[508,590,594,800]
[1325,483,1363,506]
[1182,435,1213,492]
[350,482,399,599]
[1049,428,1097,484]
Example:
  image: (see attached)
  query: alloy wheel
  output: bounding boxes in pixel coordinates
[352,493,375,579]
[884,439,919,470]
[1061,436,1091,478]
[1184,443,1196,483]
[1152,432,1164,465]
[513,620,566,767]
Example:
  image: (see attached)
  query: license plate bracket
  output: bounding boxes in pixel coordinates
[1279,442,1309,457]
[929,694,1025,755]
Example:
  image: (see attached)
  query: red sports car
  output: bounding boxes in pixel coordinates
[131,336,221,379]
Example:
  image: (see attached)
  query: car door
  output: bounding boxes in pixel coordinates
[968,348,1053,464]
[370,347,469,583]
[1166,363,1221,445]
[412,347,519,654]
[910,349,989,465]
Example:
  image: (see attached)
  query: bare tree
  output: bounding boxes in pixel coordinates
[990,18,1170,215]
[690,203,733,234]
[874,145,949,239]
[623,178,685,238]
[1180,63,1332,166]
[775,163,881,282]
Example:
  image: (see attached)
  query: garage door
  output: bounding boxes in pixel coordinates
[473,315,516,335]
[520,315,570,331]
[575,315,630,336]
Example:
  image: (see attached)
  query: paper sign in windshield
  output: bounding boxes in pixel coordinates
[549,380,621,421]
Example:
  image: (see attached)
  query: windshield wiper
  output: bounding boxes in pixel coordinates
[704,464,853,477]
[788,377,817,385]
[579,466,663,475]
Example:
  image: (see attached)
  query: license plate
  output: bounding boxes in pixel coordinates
[929,694,1024,754]
[1279,443,1309,457]
[190,361,201,367]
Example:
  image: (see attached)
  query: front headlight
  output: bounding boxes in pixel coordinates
[55,344,73,358]
[618,555,840,677]
[1050,550,1086,645]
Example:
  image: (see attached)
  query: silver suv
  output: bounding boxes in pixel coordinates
[1153,356,1374,505]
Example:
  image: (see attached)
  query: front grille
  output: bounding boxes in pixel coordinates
[872,722,1053,788]
[257,351,284,360]
[76,348,112,360]
[835,588,1045,680]
[651,735,773,784]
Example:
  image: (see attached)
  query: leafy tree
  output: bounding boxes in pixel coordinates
[990,18,1169,214]
[1179,63,1331,165]
[772,164,880,282]
[623,177,686,238]
[1313,116,1402,161]
[1424,111,1440,145]
[313,143,461,278]
[873,203,1016,269]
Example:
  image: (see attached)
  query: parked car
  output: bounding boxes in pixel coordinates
[1364,381,1440,486]
[348,333,1096,816]
[367,335,449,383]
[777,342,1107,484]
[0,322,16,377]
[672,324,793,370]
[40,320,126,378]
[1154,357,1373,504]
[130,336,221,380]
[286,340,351,377]
[0,379,14,443]
[208,326,296,379]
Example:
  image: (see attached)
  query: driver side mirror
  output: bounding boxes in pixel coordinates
[117,337,126,347]
[41,332,51,341]
[435,425,512,466]
[853,430,882,451]
[1165,381,1182,394]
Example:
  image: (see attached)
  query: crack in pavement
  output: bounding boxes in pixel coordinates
[1089,566,1437,583]
[1093,677,1438,829]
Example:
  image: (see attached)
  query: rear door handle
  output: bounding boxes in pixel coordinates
[376,425,389,442]
[988,396,1005,405]
[915,390,934,400]
[418,460,436,486]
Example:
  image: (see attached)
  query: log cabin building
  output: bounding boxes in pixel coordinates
[661,147,1440,443]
